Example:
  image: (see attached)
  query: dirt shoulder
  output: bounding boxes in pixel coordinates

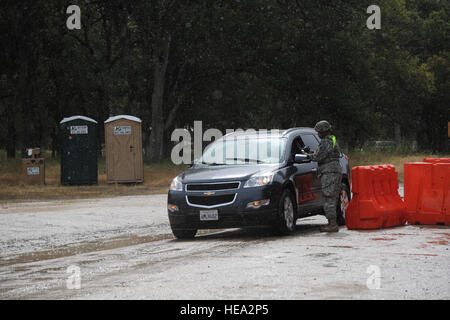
[0,157,185,203]
[0,184,169,203]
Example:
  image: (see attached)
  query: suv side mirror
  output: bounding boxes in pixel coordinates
[294,154,311,163]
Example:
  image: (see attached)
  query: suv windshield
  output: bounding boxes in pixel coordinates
[198,137,287,165]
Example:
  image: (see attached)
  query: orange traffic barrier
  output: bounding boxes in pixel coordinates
[404,162,450,226]
[346,165,406,230]
[423,158,450,164]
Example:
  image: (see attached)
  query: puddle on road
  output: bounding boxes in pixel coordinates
[0,233,175,267]
[329,245,354,249]
[310,282,368,298]
[427,240,449,245]
[194,224,325,243]
[322,263,338,268]
[0,229,237,268]
[437,233,450,240]
[307,252,336,258]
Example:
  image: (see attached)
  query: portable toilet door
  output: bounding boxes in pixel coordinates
[60,116,98,185]
[105,115,144,183]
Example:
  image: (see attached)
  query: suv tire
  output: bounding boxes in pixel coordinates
[273,189,297,235]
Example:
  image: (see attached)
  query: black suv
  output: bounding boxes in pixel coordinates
[167,128,351,239]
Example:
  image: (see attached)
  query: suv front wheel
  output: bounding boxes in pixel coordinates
[273,189,296,235]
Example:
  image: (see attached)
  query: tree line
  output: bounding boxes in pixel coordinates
[1,0,449,161]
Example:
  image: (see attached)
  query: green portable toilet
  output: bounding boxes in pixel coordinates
[60,116,98,185]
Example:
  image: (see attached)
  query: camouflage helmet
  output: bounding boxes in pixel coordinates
[314,120,332,133]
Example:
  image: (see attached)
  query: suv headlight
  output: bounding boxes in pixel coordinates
[169,176,183,191]
[244,173,274,188]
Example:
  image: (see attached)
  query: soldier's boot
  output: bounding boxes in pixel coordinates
[320,218,339,233]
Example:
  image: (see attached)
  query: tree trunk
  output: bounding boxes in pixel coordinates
[6,119,16,158]
[394,122,401,145]
[51,123,58,158]
[146,33,171,162]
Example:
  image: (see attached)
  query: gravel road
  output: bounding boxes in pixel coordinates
[0,193,448,300]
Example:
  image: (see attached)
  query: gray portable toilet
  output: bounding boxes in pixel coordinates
[60,116,98,185]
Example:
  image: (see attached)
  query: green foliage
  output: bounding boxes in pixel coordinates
[0,0,449,160]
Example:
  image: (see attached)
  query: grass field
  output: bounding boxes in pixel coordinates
[345,150,444,183]
[0,149,447,202]
[0,150,187,202]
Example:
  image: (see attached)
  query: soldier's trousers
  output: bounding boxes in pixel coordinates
[320,172,342,220]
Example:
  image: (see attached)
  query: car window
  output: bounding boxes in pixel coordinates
[290,137,304,156]
[301,134,319,151]
[199,137,287,165]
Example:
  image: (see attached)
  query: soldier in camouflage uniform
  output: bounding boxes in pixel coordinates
[306,120,342,232]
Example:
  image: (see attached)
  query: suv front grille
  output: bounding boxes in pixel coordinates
[186,194,236,207]
[186,182,240,191]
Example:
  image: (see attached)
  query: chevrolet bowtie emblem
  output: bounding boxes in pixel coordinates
[203,191,215,196]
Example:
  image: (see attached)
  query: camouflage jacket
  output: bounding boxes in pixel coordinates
[308,135,342,175]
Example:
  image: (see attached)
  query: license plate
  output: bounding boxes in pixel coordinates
[200,210,218,221]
